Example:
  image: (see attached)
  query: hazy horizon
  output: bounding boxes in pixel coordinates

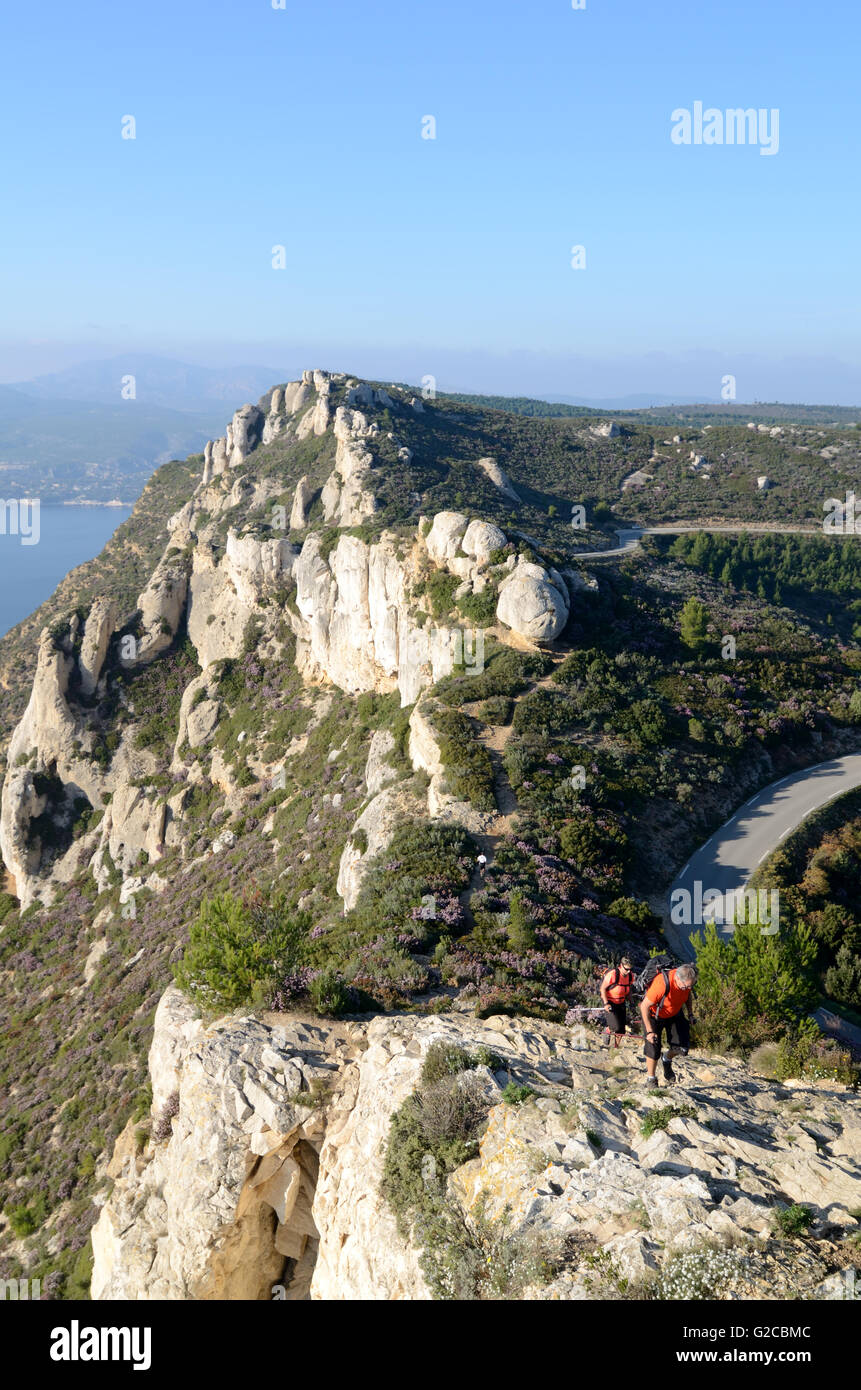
[2,343,859,410]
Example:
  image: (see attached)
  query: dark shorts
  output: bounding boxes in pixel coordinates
[644,1011,690,1060]
[603,1002,627,1035]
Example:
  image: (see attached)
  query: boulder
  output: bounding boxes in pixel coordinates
[424,512,469,565]
[496,562,569,642]
[461,519,507,565]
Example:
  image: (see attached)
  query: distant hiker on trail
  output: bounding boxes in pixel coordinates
[639,960,697,1089]
[600,956,634,1049]
[476,852,487,879]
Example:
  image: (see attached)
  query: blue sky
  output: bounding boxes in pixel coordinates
[2,0,859,400]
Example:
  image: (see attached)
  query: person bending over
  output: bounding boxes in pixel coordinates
[639,963,697,1088]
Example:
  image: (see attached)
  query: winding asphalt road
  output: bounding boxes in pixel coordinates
[569,519,861,1045]
[664,754,861,1046]
[571,522,823,559]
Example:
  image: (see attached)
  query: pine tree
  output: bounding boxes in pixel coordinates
[680,597,710,652]
[825,945,861,1008]
[507,889,535,953]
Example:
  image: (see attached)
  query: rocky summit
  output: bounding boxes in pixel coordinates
[0,370,577,911]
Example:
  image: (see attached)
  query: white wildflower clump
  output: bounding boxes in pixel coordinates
[656,1247,751,1300]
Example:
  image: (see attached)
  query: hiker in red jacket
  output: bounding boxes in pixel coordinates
[640,963,697,1088]
[600,956,634,1049]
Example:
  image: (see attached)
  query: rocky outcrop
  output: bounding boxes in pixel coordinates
[462,519,507,565]
[336,728,419,910]
[291,530,462,706]
[290,476,313,530]
[91,997,861,1301]
[0,363,580,906]
[0,767,50,901]
[229,404,264,467]
[79,597,118,698]
[496,560,570,643]
[0,629,98,907]
[425,511,469,566]
[336,781,420,911]
[91,988,363,1300]
[135,557,189,665]
[475,456,520,501]
[320,408,378,526]
[407,702,491,833]
[5,629,76,771]
[186,532,297,669]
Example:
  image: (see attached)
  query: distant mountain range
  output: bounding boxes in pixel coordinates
[14,354,291,416]
[0,356,295,503]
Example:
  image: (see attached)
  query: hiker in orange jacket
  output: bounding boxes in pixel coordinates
[599,956,634,1049]
[640,963,697,1088]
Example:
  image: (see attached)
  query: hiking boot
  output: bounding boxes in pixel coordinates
[662,1058,675,1084]
[646,1076,658,1090]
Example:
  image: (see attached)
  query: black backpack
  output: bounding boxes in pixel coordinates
[634,954,674,1011]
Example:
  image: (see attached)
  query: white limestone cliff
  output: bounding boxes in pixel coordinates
[90,991,861,1301]
[0,368,578,908]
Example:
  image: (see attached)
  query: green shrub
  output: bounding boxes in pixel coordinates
[174,893,308,1011]
[457,588,498,626]
[771,1203,814,1237]
[350,819,472,945]
[416,1074,489,1147]
[476,696,513,725]
[616,698,670,749]
[434,644,551,707]
[414,1192,562,1301]
[825,945,861,1009]
[424,571,460,618]
[774,1026,858,1084]
[680,597,711,652]
[692,918,818,1052]
[430,708,495,811]
[501,1082,536,1105]
[506,889,535,952]
[606,897,659,931]
[421,1041,475,1088]
[309,969,350,1016]
[65,1241,95,1300]
[472,1044,504,1071]
[511,689,574,737]
[640,1103,696,1138]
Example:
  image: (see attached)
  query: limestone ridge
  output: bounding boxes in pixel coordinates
[90,987,861,1300]
[0,369,578,910]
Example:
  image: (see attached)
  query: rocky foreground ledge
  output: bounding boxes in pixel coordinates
[91,987,861,1301]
